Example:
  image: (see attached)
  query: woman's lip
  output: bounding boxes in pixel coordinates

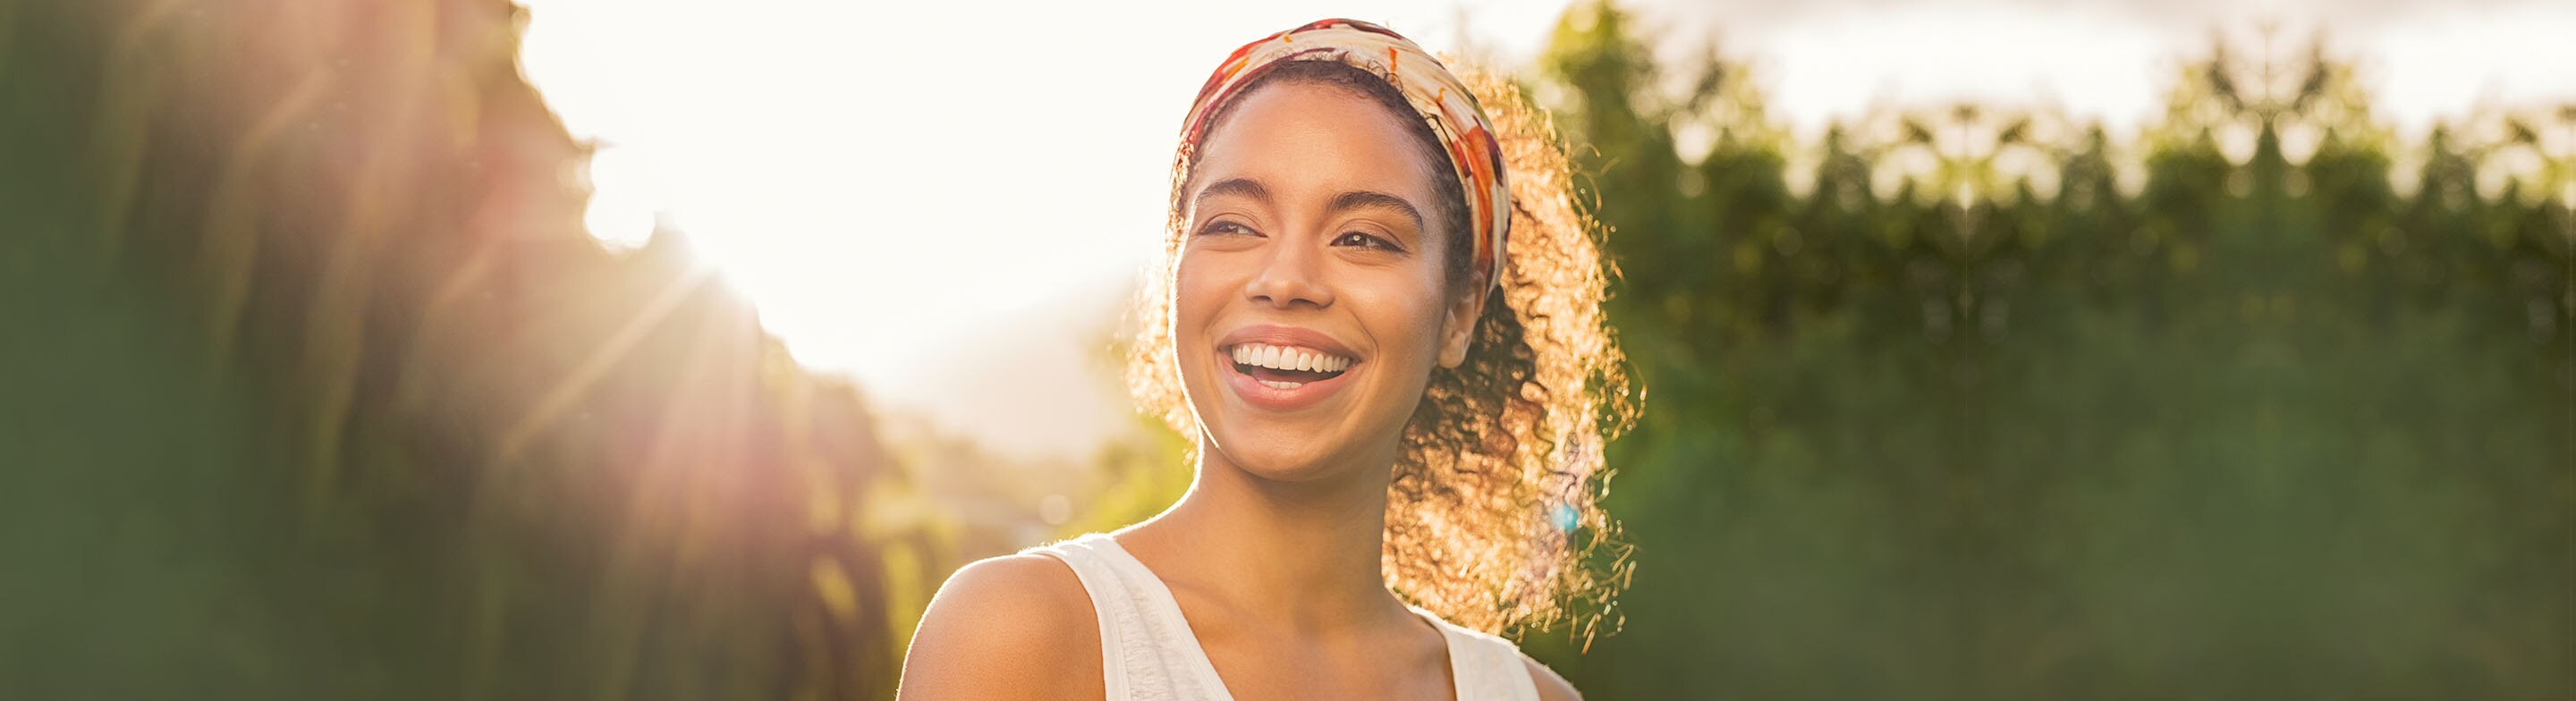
[1221,348,1354,411]
[1216,324,1360,360]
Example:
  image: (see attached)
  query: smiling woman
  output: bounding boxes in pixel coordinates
[896,18,1631,701]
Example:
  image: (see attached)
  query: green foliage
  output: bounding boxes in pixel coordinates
[1528,3,2573,699]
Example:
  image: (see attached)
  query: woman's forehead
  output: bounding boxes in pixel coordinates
[1188,82,1443,205]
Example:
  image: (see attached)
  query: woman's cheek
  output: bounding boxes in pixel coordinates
[1171,267,1219,334]
[1169,258,1229,385]
[1353,272,1450,366]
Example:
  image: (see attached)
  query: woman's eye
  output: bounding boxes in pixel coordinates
[1197,220,1256,237]
[1333,232,1397,250]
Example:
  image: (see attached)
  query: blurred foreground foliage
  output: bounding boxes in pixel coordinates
[2,1,934,697]
[1,1,2570,699]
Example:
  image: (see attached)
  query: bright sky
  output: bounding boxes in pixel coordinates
[515,0,2576,459]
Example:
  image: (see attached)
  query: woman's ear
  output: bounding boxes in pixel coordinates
[1436,274,1487,368]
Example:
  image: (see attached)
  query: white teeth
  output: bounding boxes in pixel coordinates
[1258,378,1303,389]
[1226,342,1354,374]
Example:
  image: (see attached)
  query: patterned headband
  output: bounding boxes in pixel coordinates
[1178,18,1512,291]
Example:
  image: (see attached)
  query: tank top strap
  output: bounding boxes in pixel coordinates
[1411,606,1545,701]
[1026,533,1234,700]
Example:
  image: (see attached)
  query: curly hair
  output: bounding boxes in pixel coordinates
[1126,59,1637,640]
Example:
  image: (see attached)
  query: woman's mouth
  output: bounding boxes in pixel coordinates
[1221,341,1357,410]
[1228,342,1353,388]
[1213,320,1364,411]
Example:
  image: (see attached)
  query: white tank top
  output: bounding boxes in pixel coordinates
[1029,533,1544,701]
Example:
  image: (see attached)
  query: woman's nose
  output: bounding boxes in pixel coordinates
[1243,238,1333,309]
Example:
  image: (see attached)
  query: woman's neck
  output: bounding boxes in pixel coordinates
[1119,443,1411,634]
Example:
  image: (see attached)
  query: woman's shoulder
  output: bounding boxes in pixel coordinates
[895,551,1103,700]
[920,551,1097,631]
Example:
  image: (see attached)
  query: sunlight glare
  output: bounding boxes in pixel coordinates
[580,146,662,251]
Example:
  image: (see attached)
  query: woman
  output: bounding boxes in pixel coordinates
[899,19,1630,700]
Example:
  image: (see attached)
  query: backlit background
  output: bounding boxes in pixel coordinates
[4,0,2571,698]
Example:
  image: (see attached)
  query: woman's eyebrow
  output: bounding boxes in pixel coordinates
[1326,190,1424,231]
[1194,179,1423,232]
[1194,177,1272,207]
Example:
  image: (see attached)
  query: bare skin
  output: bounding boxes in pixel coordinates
[896,82,1579,701]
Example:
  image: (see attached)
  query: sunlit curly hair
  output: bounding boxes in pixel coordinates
[1125,58,1638,641]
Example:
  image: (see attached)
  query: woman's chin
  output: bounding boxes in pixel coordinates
[1206,431,1357,484]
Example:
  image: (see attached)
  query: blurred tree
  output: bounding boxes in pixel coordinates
[1521,2,2573,699]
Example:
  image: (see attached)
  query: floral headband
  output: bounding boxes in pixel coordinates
[1178,18,1512,291]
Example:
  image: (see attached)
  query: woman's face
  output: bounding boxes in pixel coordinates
[1172,80,1483,483]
